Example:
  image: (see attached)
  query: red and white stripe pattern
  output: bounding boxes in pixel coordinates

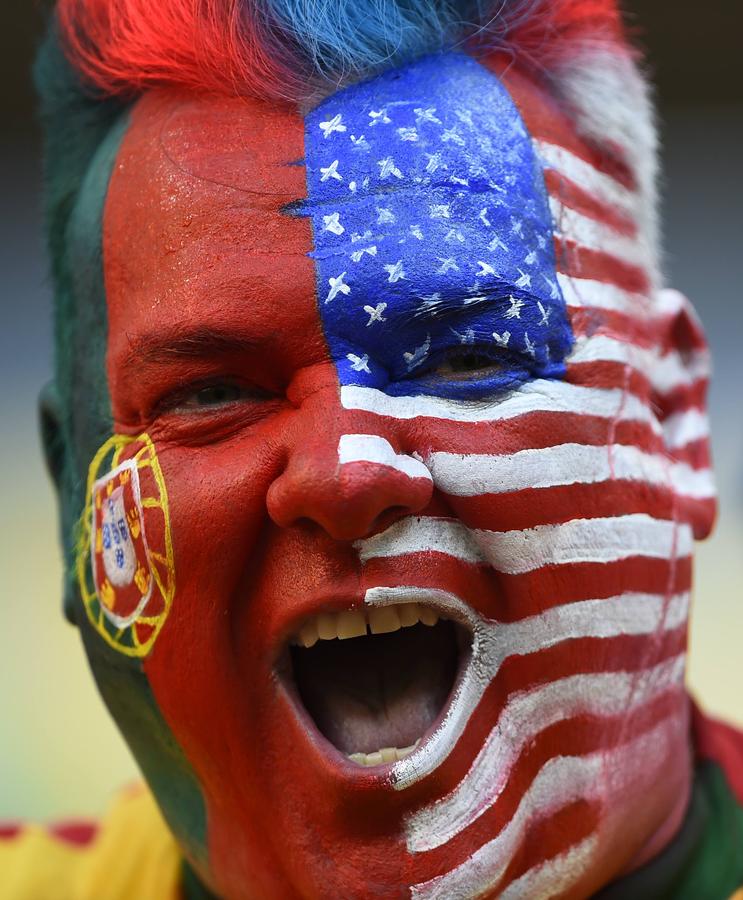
[337,58,714,899]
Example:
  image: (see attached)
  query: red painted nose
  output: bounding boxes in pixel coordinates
[267,433,433,542]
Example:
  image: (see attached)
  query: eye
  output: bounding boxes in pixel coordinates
[157,379,270,415]
[429,348,505,381]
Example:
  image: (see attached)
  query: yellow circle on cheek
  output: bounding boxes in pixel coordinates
[77,432,175,657]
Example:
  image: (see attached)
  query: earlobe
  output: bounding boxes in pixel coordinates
[38,380,79,624]
[39,381,65,489]
[656,288,717,541]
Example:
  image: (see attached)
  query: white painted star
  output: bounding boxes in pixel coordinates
[425,153,442,174]
[437,257,459,274]
[477,260,496,277]
[350,134,370,149]
[488,235,509,253]
[537,234,547,250]
[515,269,532,289]
[455,108,474,128]
[479,208,491,227]
[544,275,560,300]
[325,272,350,303]
[350,245,378,262]
[369,109,391,126]
[524,332,536,358]
[403,334,431,371]
[524,249,538,265]
[348,180,357,193]
[320,159,342,182]
[351,230,372,244]
[441,127,464,146]
[504,295,525,319]
[511,218,524,238]
[430,203,451,219]
[364,302,387,325]
[409,224,424,240]
[378,156,403,179]
[451,326,476,344]
[322,212,344,235]
[492,331,511,348]
[445,228,465,244]
[347,353,371,373]
[414,107,442,126]
[319,114,347,138]
[397,127,418,142]
[384,260,405,283]
[449,175,469,187]
[537,301,552,326]
[377,207,396,225]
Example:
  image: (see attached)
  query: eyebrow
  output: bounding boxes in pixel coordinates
[124,327,261,369]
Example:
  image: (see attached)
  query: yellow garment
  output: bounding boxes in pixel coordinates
[0,786,181,900]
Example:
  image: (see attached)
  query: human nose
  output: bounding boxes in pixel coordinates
[267,431,433,542]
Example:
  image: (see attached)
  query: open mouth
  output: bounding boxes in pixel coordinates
[287,602,470,768]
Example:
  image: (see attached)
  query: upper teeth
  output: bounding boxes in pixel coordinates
[293,604,441,647]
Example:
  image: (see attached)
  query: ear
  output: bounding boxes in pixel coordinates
[655,289,717,541]
[39,381,80,624]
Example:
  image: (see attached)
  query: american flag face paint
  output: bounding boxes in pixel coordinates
[94,52,716,900]
[301,54,573,397]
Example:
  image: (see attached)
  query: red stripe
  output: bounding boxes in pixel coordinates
[444,484,713,532]
[565,361,709,426]
[557,239,649,294]
[498,800,600,895]
[545,169,637,236]
[361,554,692,623]
[570,307,674,351]
[394,410,658,457]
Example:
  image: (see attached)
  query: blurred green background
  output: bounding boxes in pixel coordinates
[1,1,741,822]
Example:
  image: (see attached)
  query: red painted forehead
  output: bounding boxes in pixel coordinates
[103,91,317,422]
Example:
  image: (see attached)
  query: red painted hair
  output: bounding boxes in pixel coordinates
[57,0,627,103]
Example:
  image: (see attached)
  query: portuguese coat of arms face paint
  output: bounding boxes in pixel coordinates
[79,434,175,657]
[89,51,715,900]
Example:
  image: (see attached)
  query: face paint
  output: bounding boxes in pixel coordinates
[86,52,715,899]
[78,433,175,656]
[301,54,573,398]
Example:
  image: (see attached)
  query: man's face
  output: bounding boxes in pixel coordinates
[69,54,715,898]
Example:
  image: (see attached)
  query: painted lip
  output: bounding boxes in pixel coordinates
[274,586,482,786]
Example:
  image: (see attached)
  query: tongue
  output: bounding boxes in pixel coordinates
[291,621,459,755]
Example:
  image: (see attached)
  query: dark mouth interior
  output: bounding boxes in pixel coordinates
[290,620,461,755]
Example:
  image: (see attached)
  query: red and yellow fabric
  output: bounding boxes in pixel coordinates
[0,786,180,900]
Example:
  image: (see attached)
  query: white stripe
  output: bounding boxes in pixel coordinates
[558,273,650,314]
[405,654,686,852]
[409,723,672,899]
[426,443,714,500]
[337,434,432,481]
[536,140,637,219]
[498,836,599,900]
[664,407,710,450]
[341,382,660,432]
[362,586,689,791]
[357,514,693,573]
[559,275,689,318]
[569,334,710,394]
[549,197,646,268]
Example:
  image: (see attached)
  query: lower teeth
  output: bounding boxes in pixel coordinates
[347,740,420,767]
